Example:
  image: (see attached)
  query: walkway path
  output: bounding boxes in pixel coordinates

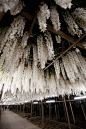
[0,109,41,129]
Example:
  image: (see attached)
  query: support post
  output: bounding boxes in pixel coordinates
[41,101,44,127]
[20,103,21,113]
[49,104,51,119]
[39,104,41,116]
[31,101,32,118]
[23,104,25,114]
[68,96,76,124]
[17,105,18,113]
[0,105,1,120]
[63,96,71,129]
[80,101,86,120]
[55,103,57,119]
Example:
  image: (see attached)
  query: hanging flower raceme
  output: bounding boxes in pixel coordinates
[62,55,76,83]
[8,15,25,39]
[0,27,8,53]
[82,41,86,50]
[0,16,25,73]
[37,3,50,32]
[37,35,48,69]
[10,0,25,15]
[44,31,54,60]
[50,6,61,31]
[0,0,25,15]
[60,60,67,80]
[55,35,61,43]
[72,8,86,31]
[63,11,82,37]
[21,31,29,49]
[54,0,72,9]
[54,60,60,79]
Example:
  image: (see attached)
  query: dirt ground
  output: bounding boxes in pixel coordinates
[12,108,86,129]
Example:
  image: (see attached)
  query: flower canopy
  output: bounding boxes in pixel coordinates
[0,0,86,105]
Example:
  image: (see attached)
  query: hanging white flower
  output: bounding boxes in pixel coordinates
[0,0,24,15]
[37,35,48,69]
[82,41,86,50]
[60,60,67,80]
[72,8,86,31]
[21,31,29,48]
[54,0,72,9]
[63,11,82,37]
[10,1,25,15]
[54,60,60,79]
[55,35,61,43]
[37,3,50,32]
[50,6,61,31]
[44,31,54,60]
[62,55,76,83]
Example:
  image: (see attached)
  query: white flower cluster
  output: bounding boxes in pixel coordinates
[0,16,26,74]
[54,0,72,9]
[0,0,24,15]
[37,35,48,69]
[7,15,25,40]
[0,27,8,53]
[50,6,61,31]
[44,31,54,60]
[72,8,86,31]
[0,11,86,104]
[21,31,29,48]
[55,35,61,43]
[82,41,86,49]
[1,55,86,105]
[54,50,86,85]
[37,3,50,32]
[10,1,25,15]
[63,11,82,37]
[54,60,60,79]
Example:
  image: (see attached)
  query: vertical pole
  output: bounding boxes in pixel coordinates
[39,103,41,116]
[49,104,51,119]
[68,96,75,124]
[31,101,32,118]
[63,96,71,129]
[55,104,57,119]
[17,105,18,113]
[57,103,60,119]
[0,105,1,120]
[80,101,86,120]
[20,103,21,112]
[41,101,44,127]
[23,104,25,114]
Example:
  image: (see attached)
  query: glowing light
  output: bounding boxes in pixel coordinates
[74,96,86,100]
[33,102,38,104]
[46,100,55,103]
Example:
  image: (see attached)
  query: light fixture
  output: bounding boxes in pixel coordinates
[33,102,38,104]
[74,96,86,100]
[25,101,28,103]
[46,100,55,103]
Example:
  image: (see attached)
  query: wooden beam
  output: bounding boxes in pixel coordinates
[44,33,86,70]
[0,11,5,21]
[68,96,76,124]
[80,101,86,120]
[63,96,71,129]
[41,101,44,127]
[47,24,85,50]
[20,11,85,50]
